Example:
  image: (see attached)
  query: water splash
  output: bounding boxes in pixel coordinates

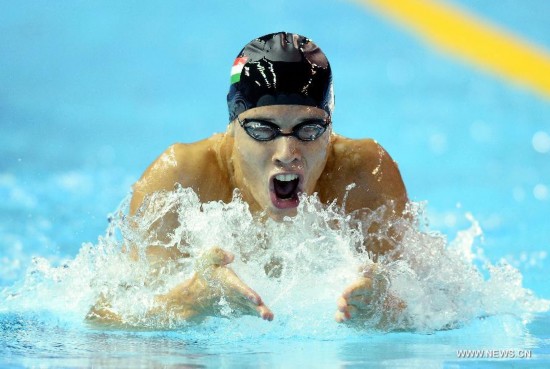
[1,186,548,337]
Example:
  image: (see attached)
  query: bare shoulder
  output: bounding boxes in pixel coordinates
[130,134,231,214]
[317,134,408,213]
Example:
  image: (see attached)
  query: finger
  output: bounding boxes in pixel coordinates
[337,296,349,312]
[219,287,272,321]
[196,247,234,272]
[335,310,347,323]
[219,250,234,266]
[222,270,263,305]
[227,294,269,319]
[230,281,273,321]
[335,305,356,322]
[209,264,272,320]
[257,304,274,321]
[342,277,372,299]
[206,247,234,266]
[336,295,355,322]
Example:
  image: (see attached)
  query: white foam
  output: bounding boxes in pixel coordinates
[1,186,548,335]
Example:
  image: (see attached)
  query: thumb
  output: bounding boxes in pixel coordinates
[195,247,235,272]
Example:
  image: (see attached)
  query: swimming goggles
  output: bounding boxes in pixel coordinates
[237,117,330,142]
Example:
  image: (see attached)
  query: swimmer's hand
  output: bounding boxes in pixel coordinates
[334,263,405,328]
[155,247,274,322]
[86,247,273,328]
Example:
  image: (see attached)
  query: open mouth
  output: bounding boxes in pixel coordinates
[270,173,302,209]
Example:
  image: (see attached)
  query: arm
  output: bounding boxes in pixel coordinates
[348,140,409,259]
[329,138,409,326]
[320,137,408,258]
[87,140,273,326]
[128,143,186,261]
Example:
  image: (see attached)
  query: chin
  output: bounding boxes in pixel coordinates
[267,206,298,221]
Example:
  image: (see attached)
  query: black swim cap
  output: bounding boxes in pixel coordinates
[227,32,335,122]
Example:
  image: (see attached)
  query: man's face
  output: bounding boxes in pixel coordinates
[230,105,332,220]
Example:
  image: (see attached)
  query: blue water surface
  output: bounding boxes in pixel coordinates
[1,0,549,368]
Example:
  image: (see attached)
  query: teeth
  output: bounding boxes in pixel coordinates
[275,174,299,182]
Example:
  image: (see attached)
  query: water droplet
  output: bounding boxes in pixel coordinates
[532,131,550,153]
[533,184,548,201]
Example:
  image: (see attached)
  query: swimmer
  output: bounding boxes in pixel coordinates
[87,32,408,326]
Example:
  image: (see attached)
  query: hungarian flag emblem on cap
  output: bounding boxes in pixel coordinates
[230,57,248,84]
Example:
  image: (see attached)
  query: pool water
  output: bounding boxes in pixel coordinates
[1,0,550,367]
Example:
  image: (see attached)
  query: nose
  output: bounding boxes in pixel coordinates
[272,136,302,167]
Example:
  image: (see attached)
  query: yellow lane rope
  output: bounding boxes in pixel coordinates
[353,0,550,99]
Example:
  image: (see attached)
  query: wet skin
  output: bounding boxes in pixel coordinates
[90,105,408,325]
